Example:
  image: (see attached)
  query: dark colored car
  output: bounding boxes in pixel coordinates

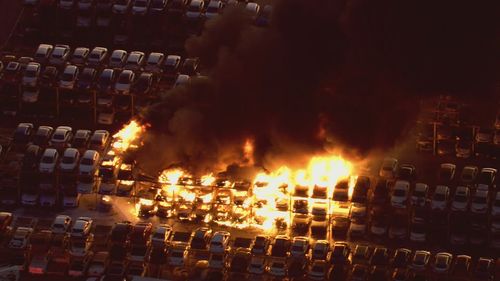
[351,176,370,204]
[190,227,212,250]
[40,66,59,87]
[77,67,97,90]
[330,242,350,265]
[109,221,133,245]
[22,144,42,171]
[372,179,389,206]
[33,126,54,147]
[180,57,199,76]
[251,235,270,255]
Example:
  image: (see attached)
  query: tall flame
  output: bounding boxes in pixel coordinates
[112,120,146,152]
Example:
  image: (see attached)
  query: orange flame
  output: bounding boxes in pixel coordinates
[112,120,146,152]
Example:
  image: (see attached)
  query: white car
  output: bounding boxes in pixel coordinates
[79,150,100,176]
[451,186,470,212]
[71,47,90,65]
[108,49,128,68]
[460,166,478,185]
[49,45,71,66]
[185,0,204,20]
[205,0,223,19]
[112,0,132,14]
[208,253,225,269]
[248,256,265,275]
[87,47,108,67]
[124,51,145,71]
[8,227,33,249]
[168,243,189,266]
[52,215,72,234]
[144,52,165,73]
[59,65,79,90]
[290,236,309,258]
[50,126,73,150]
[34,44,53,63]
[411,183,428,206]
[209,231,230,253]
[22,62,41,87]
[114,70,135,94]
[132,0,150,15]
[391,180,410,208]
[267,258,287,277]
[39,148,60,173]
[471,189,489,214]
[151,224,172,246]
[59,148,80,172]
[431,185,449,211]
[71,217,93,237]
[379,157,398,179]
[492,191,500,217]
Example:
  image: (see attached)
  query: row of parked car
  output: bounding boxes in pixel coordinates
[416,97,500,158]
[28,0,273,26]
[1,213,499,280]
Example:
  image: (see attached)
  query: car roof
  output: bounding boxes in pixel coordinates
[82,150,99,158]
[63,148,79,157]
[43,148,58,157]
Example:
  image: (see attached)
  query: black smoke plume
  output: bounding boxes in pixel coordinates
[138,0,500,175]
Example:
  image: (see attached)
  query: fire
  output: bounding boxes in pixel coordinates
[201,173,215,186]
[158,168,185,185]
[250,154,355,231]
[243,138,255,165]
[112,120,146,152]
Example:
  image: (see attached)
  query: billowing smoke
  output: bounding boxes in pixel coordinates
[137,0,500,175]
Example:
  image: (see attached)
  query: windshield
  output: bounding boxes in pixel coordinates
[394,189,406,197]
[454,195,466,202]
[53,133,65,140]
[41,156,53,163]
[473,196,486,204]
[188,3,200,11]
[61,73,74,81]
[152,0,163,8]
[26,70,37,78]
[207,6,218,12]
[81,158,93,165]
[434,194,445,201]
[62,156,74,164]
[118,73,130,83]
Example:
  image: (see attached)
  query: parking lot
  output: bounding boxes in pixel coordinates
[0,1,500,281]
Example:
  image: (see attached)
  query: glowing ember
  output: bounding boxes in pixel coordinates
[112,120,146,152]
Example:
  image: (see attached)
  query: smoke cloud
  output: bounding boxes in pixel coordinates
[138,0,500,175]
